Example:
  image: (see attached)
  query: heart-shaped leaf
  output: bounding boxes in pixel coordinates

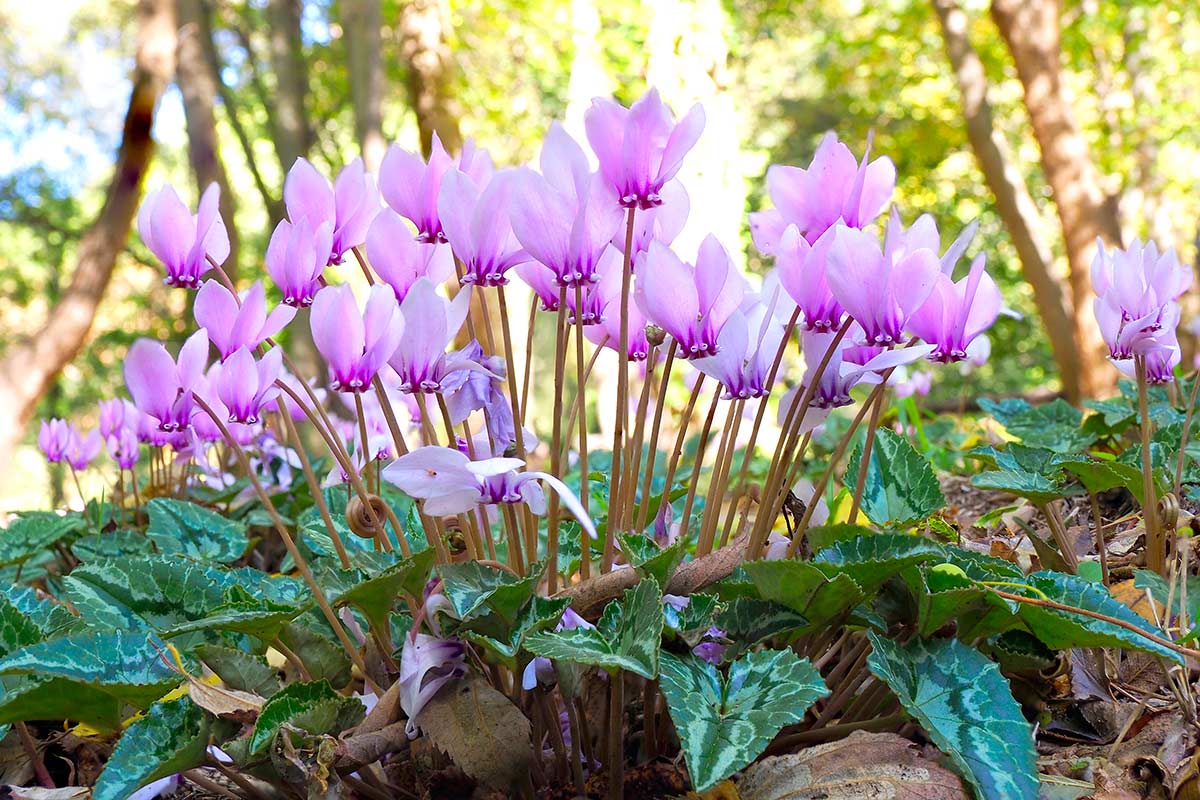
[92,696,214,800]
[813,533,947,594]
[658,649,827,792]
[742,560,864,628]
[249,679,364,754]
[0,513,84,567]
[844,429,944,527]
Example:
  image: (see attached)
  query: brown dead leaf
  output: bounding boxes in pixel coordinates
[736,731,968,799]
[416,674,533,792]
[1109,579,1163,625]
[187,676,264,723]
[0,789,90,800]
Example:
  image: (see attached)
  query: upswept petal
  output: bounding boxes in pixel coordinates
[284,157,335,228]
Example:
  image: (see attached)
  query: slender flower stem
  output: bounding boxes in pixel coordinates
[193,396,379,693]
[618,344,660,531]
[696,398,744,557]
[679,390,723,541]
[350,245,376,285]
[204,253,239,297]
[69,466,87,511]
[1088,491,1110,586]
[572,284,591,514]
[370,377,410,456]
[732,309,800,489]
[641,373,706,532]
[1175,371,1200,498]
[354,393,376,494]
[557,336,610,468]
[497,285,539,564]
[634,342,678,530]
[608,207,638,550]
[546,288,571,588]
[847,386,886,524]
[276,397,351,568]
[1136,356,1165,574]
[521,299,538,426]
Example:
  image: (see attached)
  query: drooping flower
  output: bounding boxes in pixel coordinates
[515,261,562,312]
[98,399,136,440]
[584,88,705,209]
[791,327,936,412]
[509,123,623,286]
[521,606,594,690]
[1095,297,1180,361]
[441,341,515,450]
[906,253,1002,363]
[311,283,405,393]
[893,367,933,399]
[825,219,941,346]
[38,419,75,463]
[774,225,842,331]
[692,628,729,665]
[388,278,476,393]
[637,236,747,358]
[215,347,282,424]
[612,180,689,255]
[382,446,597,539]
[63,429,102,471]
[399,632,467,738]
[107,426,141,470]
[1091,238,1191,328]
[437,169,528,286]
[748,132,895,254]
[138,183,230,288]
[693,297,785,399]
[379,134,494,244]
[193,280,296,361]
[365,210,455,302]
[125,330,210,432]
[283,157,380,264]
[266,216,333,307]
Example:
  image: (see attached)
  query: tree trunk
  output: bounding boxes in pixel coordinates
[344,0,387,172]
[399,0,461,156]
[265,0,311,171]
[177,0,239,278]
[0,0,176,472]
[932,0,1085,402]
[992,0,1123,399]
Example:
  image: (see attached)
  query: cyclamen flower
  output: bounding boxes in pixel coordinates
[215,347,282,424]
[266,217,333,307]
[380,134,494,243]
[515,261,562,312]
[138,183,230,288]
[584,88,705,209]
[365,210,455,302]
[749,132,895,254]
[1092,238,1190,327]
[906,253,1002,363]
[98,399,136,439]
[441,341,516,450]
[399,632,466,738]
[125,330,210,432]
[612,180,689,255]
[693,298,785,399]
[774,225,842,331]
[1118,332,1181,384]
[795,328,936,411]
[64,430,102,471]
[584,247,653,361]
[382,446,597,539]
[107,427,140,470]
[825,220,941,345]
[1095,297,1180,361]
[692,628,728,665]
[893,367,933,399]
[193,280,295,361]
[311,284,404,392]
[38,419,74,463]
[388,278,475,393]
[637,236,746,358]
[509,123,623,286]
[284,157,380,264]
[437,169,528,286]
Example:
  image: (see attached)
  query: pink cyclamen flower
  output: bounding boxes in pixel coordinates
[266,216,333,307]
[509,123,623,286]
[1096,297,1180,361]
[399,632,467,738]
[380,134,494,244]
[38,419,75,463]
[1122,332,1181,384]
[1092,238,1191,328]
[125,330,210,432]
[98,398,136,439]
[582,248,653,361]
[893,367,933,399]
[796,327,936,410]
[748,132,895,254]
[64,429,102,471]
[825,219,941,346]
[365,209,455,302]
[382,446,597,539]
[194,280,296,361]
[774,225,842,332]
[637,236,747,358]
[138,183,230,288]
[907,253,1002,363]
[311,283,405,393]
[612,180,689,256]
[107,427,140,470]
[284,157,380,264]
[515,261,562,312]
[693,297,785,399]
[388,278,476,393]
[215,347,282,424]
[584,88,705,209]
[437,169,528,286]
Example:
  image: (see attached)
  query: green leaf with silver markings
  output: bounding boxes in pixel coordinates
[844,429,945,526]
[147,498,249,563]
[92,696,214,800]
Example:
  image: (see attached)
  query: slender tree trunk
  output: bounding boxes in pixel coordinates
[344,0,387,172]
[933,0,1085,402]
[0,0,176,473]
[399,0,461,156]
[177,0,239,278]
[992,0,1123,399]
[266,0,312,171]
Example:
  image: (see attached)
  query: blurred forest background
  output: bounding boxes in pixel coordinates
[1,0,1198,508]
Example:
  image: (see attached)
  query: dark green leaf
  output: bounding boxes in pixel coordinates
[333,548,437,631]
[659,649,827,792]
[0,513,83,567]
[93,696,213,800]
[147,498,249,563]
[71,530,154,560]
[813,533,946,594]
[619,531,686,587]
[195,644,281,697]
[867,633,1038,800]
[743,560,864,627]
[664,593,724,646]
[249,680,364,754]
[715,599,807,659]
[438,560,542,625]
[844,429,944,526]
[463,596,570,667]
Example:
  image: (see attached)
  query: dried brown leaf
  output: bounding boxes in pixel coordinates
[416,674,533,791]
[0,789,90,800]
[187,675,264,723]
[737,731,968,800]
